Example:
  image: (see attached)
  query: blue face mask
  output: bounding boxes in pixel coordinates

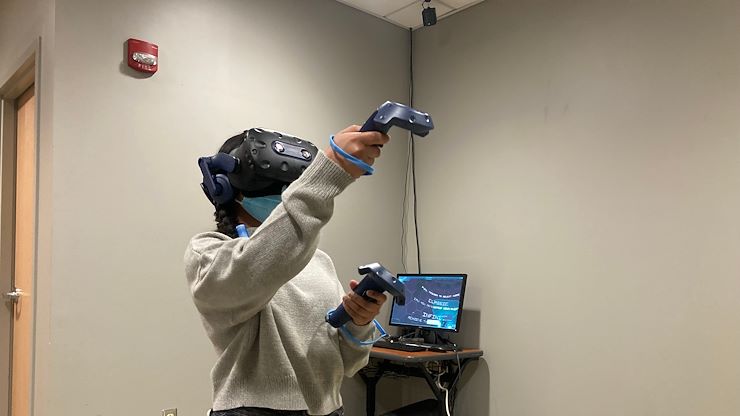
[239,194,282,223]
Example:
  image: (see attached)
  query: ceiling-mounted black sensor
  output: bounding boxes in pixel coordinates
[422,0,437,26]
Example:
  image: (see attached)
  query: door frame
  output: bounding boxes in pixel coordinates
[0,38,40,416]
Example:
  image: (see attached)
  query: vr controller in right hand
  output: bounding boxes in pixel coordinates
[326,262,405,328]
[326,272,390,328]
[342,279,387,326]
[325,125,390,178]
[360,101,434,137]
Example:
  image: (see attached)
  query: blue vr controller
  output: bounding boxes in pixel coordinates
[360,101,434,137]
[330,101,435,176]
[326,263,406,328]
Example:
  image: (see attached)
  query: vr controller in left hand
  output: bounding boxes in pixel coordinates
[326,263,406,328]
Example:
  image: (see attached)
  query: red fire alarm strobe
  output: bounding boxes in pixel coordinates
[127,38,158,74]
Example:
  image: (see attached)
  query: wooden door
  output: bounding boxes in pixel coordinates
[9,85,36,416]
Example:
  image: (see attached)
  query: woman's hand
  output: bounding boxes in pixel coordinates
[325,125,390,178]
[342,280,388,326]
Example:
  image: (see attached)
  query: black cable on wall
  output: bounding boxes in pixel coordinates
[401,27,422,274]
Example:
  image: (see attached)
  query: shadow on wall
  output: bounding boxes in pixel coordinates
[455,358,491,416]
[450,308,481,348]
[450,309,491,415]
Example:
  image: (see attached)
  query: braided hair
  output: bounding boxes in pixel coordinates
[214,202,240,238]
[213,133,247,238]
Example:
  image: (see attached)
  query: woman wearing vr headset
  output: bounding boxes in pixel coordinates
[185,125,390,416]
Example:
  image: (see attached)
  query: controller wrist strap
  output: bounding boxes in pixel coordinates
[329,135,374,176]
[338,319,387,346]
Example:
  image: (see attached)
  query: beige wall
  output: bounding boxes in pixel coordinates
[0,0,55,415]
[5,0,740,415]
[412,0,740,415]
[47,0,406,415]
[0,0,50,73]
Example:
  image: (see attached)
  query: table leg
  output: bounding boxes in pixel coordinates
[446,358,475,415]
[359,364,386,416]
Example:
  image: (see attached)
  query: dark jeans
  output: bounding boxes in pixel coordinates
[210,407,344,416]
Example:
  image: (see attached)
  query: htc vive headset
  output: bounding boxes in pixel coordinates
[198,128,318,206]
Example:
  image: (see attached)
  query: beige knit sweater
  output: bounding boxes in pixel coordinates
[185,151,375,415]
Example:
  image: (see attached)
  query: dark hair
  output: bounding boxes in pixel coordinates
[213,133,246,238]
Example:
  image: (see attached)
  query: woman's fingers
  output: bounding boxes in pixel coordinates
[347,292,377,315]
[364,290,387,305]
[343,295,373,324]
[342,288,389,327]
[357,131,390,147]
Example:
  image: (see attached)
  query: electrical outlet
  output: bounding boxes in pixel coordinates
[162,408,177,416]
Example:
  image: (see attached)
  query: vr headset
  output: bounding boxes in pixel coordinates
[198,128,318,206]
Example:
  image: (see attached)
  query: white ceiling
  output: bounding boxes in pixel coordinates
[335,0,485,30]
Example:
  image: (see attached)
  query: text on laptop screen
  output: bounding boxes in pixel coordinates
[389,274,467,332]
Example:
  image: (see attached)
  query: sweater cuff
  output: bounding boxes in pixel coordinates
[343,321,376,342]
[297,150,355,199]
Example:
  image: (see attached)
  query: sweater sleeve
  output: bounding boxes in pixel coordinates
[184,151,354,328]
[338,322,376,377]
